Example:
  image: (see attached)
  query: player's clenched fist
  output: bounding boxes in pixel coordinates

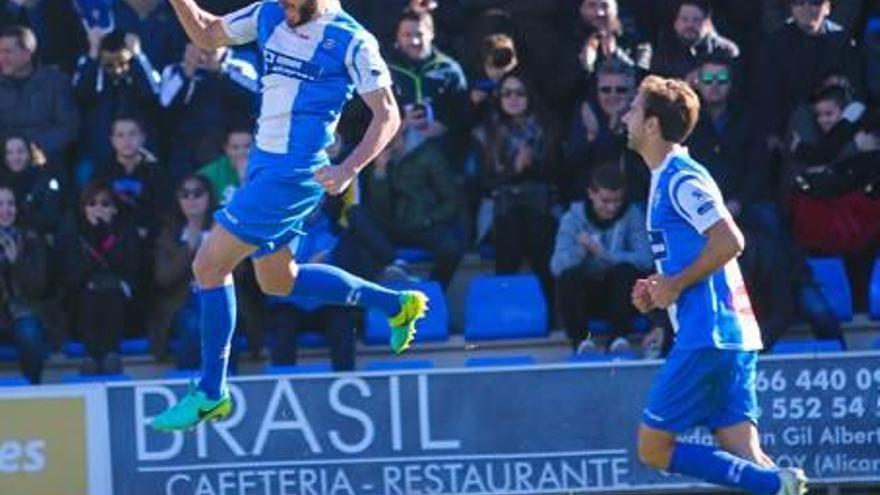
[631,278,654,313]
[314,164,357,195]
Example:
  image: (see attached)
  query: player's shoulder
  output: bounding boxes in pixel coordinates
[251,0,283,24]
[665,154,714,188]
[327,9,374,40]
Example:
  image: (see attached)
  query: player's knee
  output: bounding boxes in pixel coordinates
[192,250,228,287]
[256,270,294,296]
[637,434,673,469]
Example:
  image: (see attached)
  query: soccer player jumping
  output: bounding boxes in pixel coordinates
[624,75,808,495]
[152,0,428,431]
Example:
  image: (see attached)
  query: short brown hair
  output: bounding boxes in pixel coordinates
[0,25,37,52]
[590,162,626,191]
[395,9,434,36]
[640,75,700,143]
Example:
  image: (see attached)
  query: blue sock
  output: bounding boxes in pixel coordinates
[197,285,236,400]
[291,264,401,316]
[670,443,780,495]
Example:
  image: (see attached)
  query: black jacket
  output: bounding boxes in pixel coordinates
[754,19,861,138]
[686,105,771,203]
[73,53,160,163]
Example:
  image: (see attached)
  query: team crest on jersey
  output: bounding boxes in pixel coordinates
[322,38,336,50]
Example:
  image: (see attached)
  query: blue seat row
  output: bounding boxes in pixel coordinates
[1,255,874,366]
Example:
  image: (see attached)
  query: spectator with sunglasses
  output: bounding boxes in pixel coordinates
[754,0,861,152]
[650,0,739,82]
[473,71,561,305]
[0,184,50,383]
[59,180,140,375]
[563,59,648,203]
[687,55,800,351]
[148,174,214,366]
[687,56,774,232]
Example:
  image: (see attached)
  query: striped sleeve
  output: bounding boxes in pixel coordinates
[668,172,729,234]
[221,2,263,45]
[345,31,392,94]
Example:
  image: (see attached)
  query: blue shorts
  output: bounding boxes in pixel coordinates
[642,348,759,433]
[214,149,325,258]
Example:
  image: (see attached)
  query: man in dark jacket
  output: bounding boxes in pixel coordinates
[0,25,79,163]
[160,43,257,179]
[386,9,469,166]
[550,163,652,353]
[96,114,172,242]
[73,29,161,166]
[753,0,861,148]
[686,55,771,225]
[650,0,739,80]
[688,56,803,350]
[364,129,465,289]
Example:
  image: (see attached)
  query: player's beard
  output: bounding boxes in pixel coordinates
[292,0,319,26]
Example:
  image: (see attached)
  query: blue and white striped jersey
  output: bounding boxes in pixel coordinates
[647,146,763,351]
[221,0,391,165]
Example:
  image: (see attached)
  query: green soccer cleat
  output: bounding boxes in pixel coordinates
[151,382,232,432]
[388,290,428,354]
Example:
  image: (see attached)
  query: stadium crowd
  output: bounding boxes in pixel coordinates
[0,0,878,383]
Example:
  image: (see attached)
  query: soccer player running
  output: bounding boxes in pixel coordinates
[624,75,808,495]
[152,0,428,431]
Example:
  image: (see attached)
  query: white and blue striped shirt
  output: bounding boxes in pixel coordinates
[647,146,763,351]
[221,0,391,166]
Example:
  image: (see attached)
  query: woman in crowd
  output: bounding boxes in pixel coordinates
[60,181,140,375]
[148,174,215,368]
[0,184,49,383]
[473,71,560,305]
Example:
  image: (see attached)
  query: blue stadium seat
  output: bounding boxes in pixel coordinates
[364,359,435,371]
[807,257,853,322]
[365,280,448,345]
[120,338,150,356]
[870,258,880,320]
[67,339,152,358]
[395,247,433,263]
[771,339,844,354]
[464,275,548,340]
[63,341,87,358]
[264,363,333,375]
[873,338,880,350]
[0,376,28,386]
[0,345,19,361]
[61,373,131,383]
[297,331,327,348]
[465,355,536,367]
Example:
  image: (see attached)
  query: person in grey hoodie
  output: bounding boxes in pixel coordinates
[550,162,653,352]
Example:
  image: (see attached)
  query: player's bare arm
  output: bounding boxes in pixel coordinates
[168,0,233,50]
[648,217,745,309]
[315,86,401,195]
